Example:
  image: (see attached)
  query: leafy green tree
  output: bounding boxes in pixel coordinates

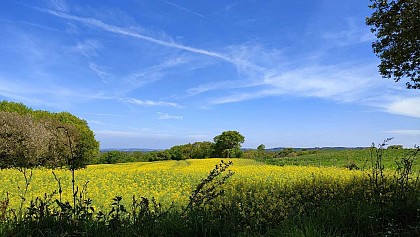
[146,150,171,161]
[99,151,129,164]
[0,101,99,168]
[168,142,215,160]
[0,100,32,114]
[366,0,419,89]
[256,144,266,159]
[169,144,193,160]
[53,112,99,168]
[130,151,149,162]
[277,148,296,158]
[191,141,214,159]
[387,145,403,149]
[242,149,257,159]
[213,131,245,158]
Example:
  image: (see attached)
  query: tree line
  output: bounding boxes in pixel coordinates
[96,137,324,164]
[96,131,246,164]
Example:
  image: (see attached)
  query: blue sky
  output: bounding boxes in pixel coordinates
[0,0,419,149]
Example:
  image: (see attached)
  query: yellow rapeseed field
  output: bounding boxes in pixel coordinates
[0,158,364,211]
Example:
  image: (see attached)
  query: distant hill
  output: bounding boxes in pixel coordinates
[102,147,369,153]
[265,147,368,152]
[100,148,162,152]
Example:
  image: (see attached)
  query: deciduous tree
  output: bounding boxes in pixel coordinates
[366,0,420,89]
[213,131,245,158]
[0,112,51,168]
[0,101,99,169]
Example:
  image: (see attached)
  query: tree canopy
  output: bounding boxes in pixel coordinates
[168,141,215,160]
[213,131,245,158]
[366,0,420,89]
[0,101,99,169]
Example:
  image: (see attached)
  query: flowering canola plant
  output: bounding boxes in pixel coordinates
[0,159,365,211]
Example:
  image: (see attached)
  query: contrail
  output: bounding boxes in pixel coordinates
[164,1,206,18]
[44,9,234,63]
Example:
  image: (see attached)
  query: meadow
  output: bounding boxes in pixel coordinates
[261,148,420,170]
[1,150,419,236]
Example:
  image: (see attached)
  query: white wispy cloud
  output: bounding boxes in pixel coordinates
[224,3,237,11]
[0,76,112,109]
[79,112,125,117]
[42,9,235,63]
[42,7,266,77]
[322,18,375,46]
[210,90,271,105]
[39,6,267,97]
[264,64,373,101]
[203,54,420,120]
[122,98,182,108]
[35,4,420,122]
[123,56,189,88]
[88,62,109,82]
[86,119,106,125]
[74,39,102,57]
[48,0,68,12]
[164,1,206,18]
[209,62,376,105]
[157,112,183,120]
[10,21,63,33]
[186,134,209,139]
[384,97,420,118]
[385,130,420,136]
[187,80,250,97]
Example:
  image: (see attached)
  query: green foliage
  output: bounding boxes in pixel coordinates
[93,141,216,165]
[94,150,169,164]
[257,144,265,150]
[0,101,32,114]
[344,160,360,170]
[100,150,167,163]
[0,100,99,169]
[146,150,172,162]
[191,141,214,159]
[169,144,193,160]
[261,148,420,171]
[101,151,129,164]
[54,112,99,168]
[93,136,234,165]
[169,141,216,160]
[243,147,320,160]
[277,147,296,158]
[366,0,420,89]
[388,144,403,149]
[213,130,245,158]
